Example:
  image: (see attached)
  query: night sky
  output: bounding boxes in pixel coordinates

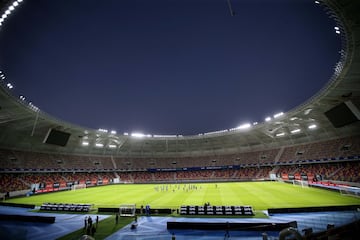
[0,0,341,136]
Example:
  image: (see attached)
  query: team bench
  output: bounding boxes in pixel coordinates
[40,203,91,212]
[179,205,254,216]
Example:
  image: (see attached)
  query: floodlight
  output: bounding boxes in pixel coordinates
[265,117,271,122]
[154,134,178,138]
[108,144,117,148]
[334,26,339,30]
[82,142,89,146]
[13,2,19,7]
[95,143,104,147]
[131,133,145,138]
[110,130,117,134]
[237,123,251,129]
[308,124,317,129]
[291,129,301,134]
[273,112,284,118]
[9,6,15,11]
[335,30,340,34]
[98,128,108,133]
[5,10,10,15]
[253,122,258,125]
[314,1,320,4]
[276,132,285,137]
[19,95,25,100]
[6,83,13,89]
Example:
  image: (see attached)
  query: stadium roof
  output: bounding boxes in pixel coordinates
[0,0,360,157]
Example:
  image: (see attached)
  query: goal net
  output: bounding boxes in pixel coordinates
[339,186,360,198]
[293,180,309,188]
[71,183,87,191]
[119,204,136,217]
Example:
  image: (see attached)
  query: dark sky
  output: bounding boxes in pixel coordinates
[0,0,341,136]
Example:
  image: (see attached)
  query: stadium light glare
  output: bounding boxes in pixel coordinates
[13,2,19,7]
[19,95,25,100]
[108,144,117,148]
[110,130,117,135]
[6,83,13,89]
[314,0,320,4]
[308,124,317,129]
[276,132,285,137]
[252,122,258,125]
[95,143,104,147]
[9,6,15,11]
[265,117,271,122]
[335,30,340,34]
[5,10,11,15]
[82,141,89,146]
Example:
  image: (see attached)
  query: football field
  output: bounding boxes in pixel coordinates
[6,181,360,210]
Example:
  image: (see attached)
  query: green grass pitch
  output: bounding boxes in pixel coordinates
[5,182,360,211]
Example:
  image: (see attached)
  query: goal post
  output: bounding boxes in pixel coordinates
[71,183,87,191]
[292,180,309,188]
[119,204,136,217]
[339,186,360,197]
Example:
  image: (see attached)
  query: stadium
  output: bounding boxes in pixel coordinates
[0,0,360,239]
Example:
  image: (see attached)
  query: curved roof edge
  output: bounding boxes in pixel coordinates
[1,0,360,157]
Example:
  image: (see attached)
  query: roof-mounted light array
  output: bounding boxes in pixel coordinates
[6,83,13,89]
[1,71,15,90]
[274,123,318,137]
[131,132,152,138]
[334,26,340,34]
[0,0,25,28]
[273,112,284,119]
[28,102,39,112]
[81,140,120,149]
[98,128,108,133]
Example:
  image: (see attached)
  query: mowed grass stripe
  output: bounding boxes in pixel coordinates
[5,182,360,210]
